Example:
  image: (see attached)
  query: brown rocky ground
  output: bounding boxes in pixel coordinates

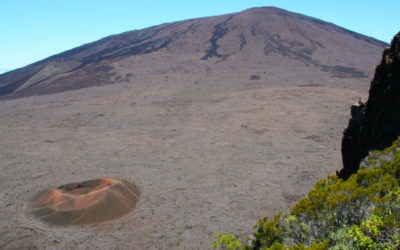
[0,7,387,249]
[0,75,369,249]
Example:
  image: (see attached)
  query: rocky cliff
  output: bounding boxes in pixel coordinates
[339,31,400,179]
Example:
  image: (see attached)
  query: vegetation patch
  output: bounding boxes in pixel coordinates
[213,138,400,249]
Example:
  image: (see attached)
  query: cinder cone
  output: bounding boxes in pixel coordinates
[29,178,140,225]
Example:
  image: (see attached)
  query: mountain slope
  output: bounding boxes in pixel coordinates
[0,7,387,98]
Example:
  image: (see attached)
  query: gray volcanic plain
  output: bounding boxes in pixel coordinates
[0,7,387,249]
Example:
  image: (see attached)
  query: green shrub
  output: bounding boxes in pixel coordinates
[213,232,242,250]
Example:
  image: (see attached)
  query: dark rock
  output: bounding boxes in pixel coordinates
[339,31,400,179]
[201,15,234,60]
[249,74,261,80]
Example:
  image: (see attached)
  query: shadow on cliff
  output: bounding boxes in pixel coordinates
[339,31,400,179]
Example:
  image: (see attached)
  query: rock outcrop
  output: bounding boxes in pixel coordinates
[339,31,400,179]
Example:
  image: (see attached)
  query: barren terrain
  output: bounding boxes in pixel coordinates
[0,78,368,249]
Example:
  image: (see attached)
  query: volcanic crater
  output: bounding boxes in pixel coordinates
[29,178,140,226]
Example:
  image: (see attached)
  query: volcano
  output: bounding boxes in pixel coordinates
[0,7,386,98]
[29,178,140,226]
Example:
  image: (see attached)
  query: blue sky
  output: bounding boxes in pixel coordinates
[1,1,399,73]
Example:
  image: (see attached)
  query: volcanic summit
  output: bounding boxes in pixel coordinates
[0,7,386,98]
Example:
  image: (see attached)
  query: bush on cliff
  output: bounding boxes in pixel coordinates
[213,137,400,249]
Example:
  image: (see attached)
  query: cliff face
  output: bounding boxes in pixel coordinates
[339,31,400,179]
